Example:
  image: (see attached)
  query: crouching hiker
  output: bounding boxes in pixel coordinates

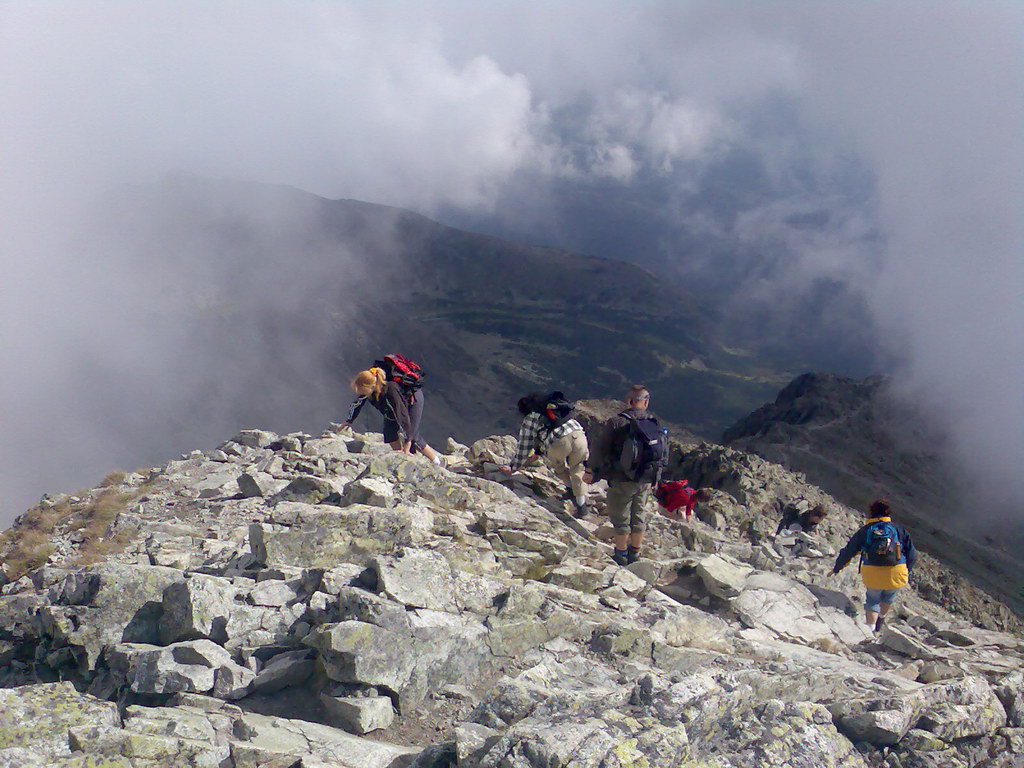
[775,498,827,535]
[342,356,443,465]
[655,480,711,521]
[587,385,668,565]
[832,498,917,632]
[775,500,829,558]
[500,392,590,516]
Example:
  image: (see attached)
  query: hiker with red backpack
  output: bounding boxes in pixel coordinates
[500,392,590,517]
[655,480,710,521]
[832,499,917,633]
[342,355,443,465]
[586,385,669,565]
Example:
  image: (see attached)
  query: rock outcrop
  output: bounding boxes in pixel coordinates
[0,424,1021,767]
[722,372,1024,626]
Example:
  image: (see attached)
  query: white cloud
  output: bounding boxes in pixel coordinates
[0,3,545,212]
[0,1,1020,526]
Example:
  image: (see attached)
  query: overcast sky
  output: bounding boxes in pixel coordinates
[1,2,1021,525]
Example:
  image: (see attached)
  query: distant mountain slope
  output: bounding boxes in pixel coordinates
[102,177,792,452]
[722,372,1024,616]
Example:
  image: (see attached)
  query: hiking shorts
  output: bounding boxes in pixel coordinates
[864,588,899,612]
[382,390,426,451]
[606,481,651,534]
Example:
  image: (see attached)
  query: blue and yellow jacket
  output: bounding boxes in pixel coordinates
[833,516,917,590]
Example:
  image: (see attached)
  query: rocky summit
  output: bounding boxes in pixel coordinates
[0,423,1022,767]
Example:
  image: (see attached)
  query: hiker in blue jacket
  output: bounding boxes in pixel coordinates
[832,499,917,633]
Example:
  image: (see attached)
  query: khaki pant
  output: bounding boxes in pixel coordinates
[606,481,651,534]
[545,429,589,499]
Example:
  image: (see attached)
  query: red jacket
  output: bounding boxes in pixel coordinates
[656,481,698,519]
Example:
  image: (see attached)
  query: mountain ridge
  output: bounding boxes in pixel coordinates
[0,418,1020,766]
[97,175,794,447]
[722,372,1024,619]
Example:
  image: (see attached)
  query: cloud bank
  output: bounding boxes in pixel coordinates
[0,2,1020,525]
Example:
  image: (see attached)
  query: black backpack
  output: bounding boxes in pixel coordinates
[524,391,576,431]
[861,520,902,567]
[618,413,668,483]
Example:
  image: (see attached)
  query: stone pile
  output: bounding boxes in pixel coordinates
[0,425,1020,767]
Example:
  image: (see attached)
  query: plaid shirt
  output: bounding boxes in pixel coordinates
[510,413,583,471]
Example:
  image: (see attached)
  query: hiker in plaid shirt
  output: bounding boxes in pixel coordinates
[501,394,590,517]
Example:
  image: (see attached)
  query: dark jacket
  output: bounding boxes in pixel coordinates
[588,407,649,484]
[833,516,917,590]
[776,509,823,536]
[345,381,413,440]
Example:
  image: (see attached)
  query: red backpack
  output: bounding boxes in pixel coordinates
[656,480,696,516]
[377,354,425,393]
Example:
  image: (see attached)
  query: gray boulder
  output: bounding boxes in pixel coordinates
[733,570,871,647]
[160,573,240,644]
[694,553,752,599]
[109,639,253,699]
[231,429,278,449]
[917,675,1007,741]
[0,682,119,762]
[276,475,340,504]
[320,694,395,734]
[373,549,459,612]
[39,564,184,669]
[996,671,1024,726]
[249,504,414,568]
[343,477,396,507]
[247,578,299,607]
[468,435,516,465]
[230,711,416,768]
[880,625,938,660]
[337,586,411,630]
[455,722,501,764]
[304,619,491,710]
[237,471,285,498]
[250,650,315,694]
[302,437,350,461]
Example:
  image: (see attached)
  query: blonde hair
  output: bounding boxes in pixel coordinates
[351,367,386,398]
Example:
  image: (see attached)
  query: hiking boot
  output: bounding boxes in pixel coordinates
[626,546,641,564]
[612,550,629,566]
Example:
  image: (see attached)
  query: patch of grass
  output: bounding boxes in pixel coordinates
[1,528,55,580]
[99,471,127,488]
[2,483,146,580]
[67,488,137,536]
[74,524,141,566]
[1,501,76,580]
[68,486,143,566]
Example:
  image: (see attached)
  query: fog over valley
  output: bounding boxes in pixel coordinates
[1,2,1020,537]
